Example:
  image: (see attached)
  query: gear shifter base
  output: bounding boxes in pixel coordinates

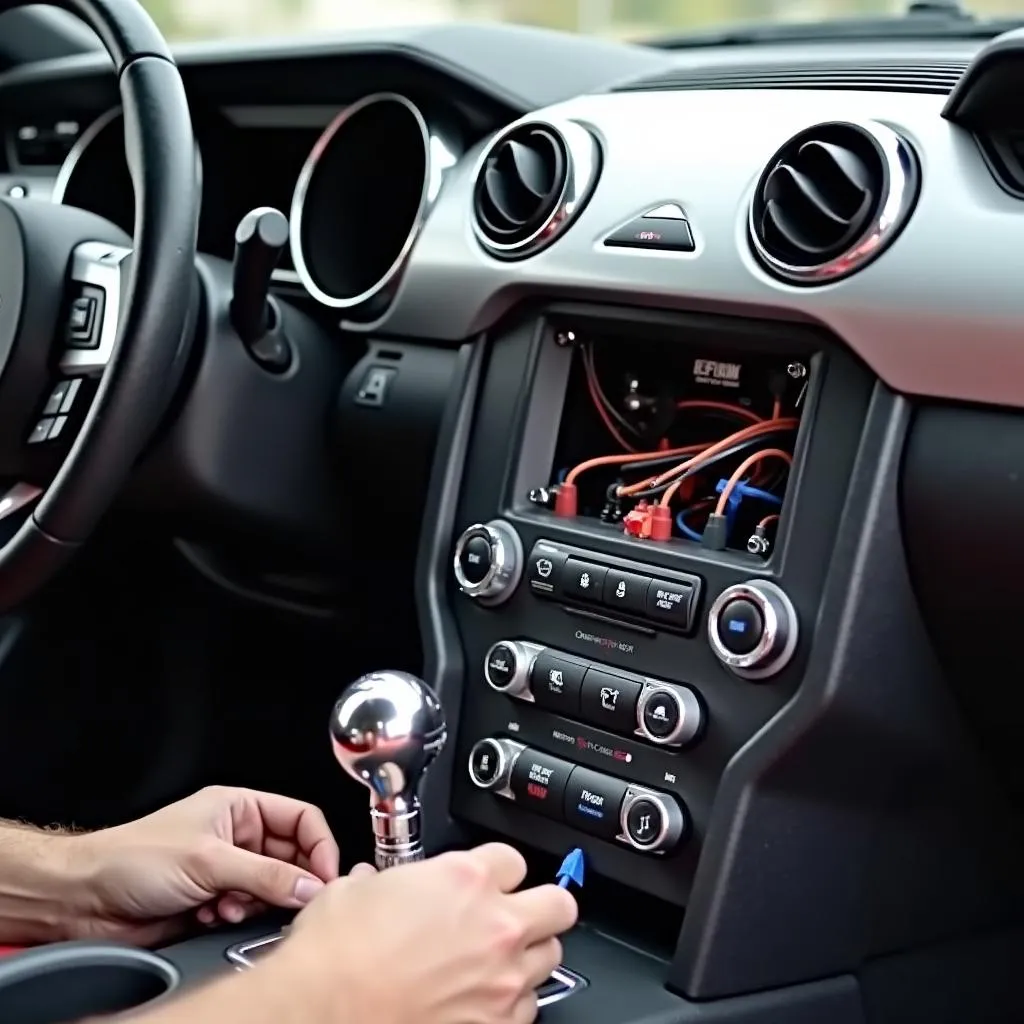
[371,806,424,869]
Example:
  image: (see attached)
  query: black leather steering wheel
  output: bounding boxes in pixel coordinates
[0,0,196,609]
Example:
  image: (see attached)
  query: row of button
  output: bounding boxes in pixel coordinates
[527,539,701,632]
[485,640,703,748]
[28,377,83,445]
[468,737,688,854]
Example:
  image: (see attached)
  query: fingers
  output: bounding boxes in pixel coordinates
[194,844,326,910]
[243,791,341,883]
[521,936,562,989]
[510,990,540,1024]
[348,862,376,879]
[508,884,578,946]
[462,843,528,893]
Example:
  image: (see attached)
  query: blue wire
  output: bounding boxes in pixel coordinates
[735,484,781,505]
[675,510,703,541]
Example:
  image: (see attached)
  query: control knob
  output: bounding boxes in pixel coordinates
[483,640,542,698]
[453,519,524,606]
[620,789,688,853]
[468,737,524,792]
[636,684,703,746]
[707,580,798,680]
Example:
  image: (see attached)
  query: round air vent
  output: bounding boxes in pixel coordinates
[749,121,919,284]
[472,119,600,260]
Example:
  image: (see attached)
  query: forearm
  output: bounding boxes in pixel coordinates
[0,821,85,943]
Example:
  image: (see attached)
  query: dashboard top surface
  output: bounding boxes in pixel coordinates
[0,23,1016,407]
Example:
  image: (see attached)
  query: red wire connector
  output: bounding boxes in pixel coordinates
[554,482,578,518]
[622,501,654,539]
[649,504,673,541]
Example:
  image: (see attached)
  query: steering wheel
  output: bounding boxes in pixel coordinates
[0,0,196,609]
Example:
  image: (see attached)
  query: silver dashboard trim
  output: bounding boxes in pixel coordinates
[288,92,456,310]
[747,119,919,285]
[51,106,121,208]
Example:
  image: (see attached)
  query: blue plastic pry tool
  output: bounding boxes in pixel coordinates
[556,847,585,890]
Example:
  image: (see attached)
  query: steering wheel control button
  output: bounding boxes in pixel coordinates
[526,541,568,596]
[718,599,764,655]
[564,767,628,841]
[65,286,104,348]
[645,579,697,630]
[580,668,643,735]
[530,652,585,716]
[604,215,695,253]
[620,791,687,854]
[562,559,607,603]
[602,569,650,614]
[49,416,68,440]
[27,419,54,444]
[510,749,573,820]
[468,738,522,793]
[635,685,702,748]
[708,580,799,680]
[452,520,523,606]
[43,381,71,416]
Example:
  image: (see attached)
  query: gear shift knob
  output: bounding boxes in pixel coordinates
[330,671,446,870]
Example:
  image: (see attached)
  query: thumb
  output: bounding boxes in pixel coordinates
[199,845,326,909]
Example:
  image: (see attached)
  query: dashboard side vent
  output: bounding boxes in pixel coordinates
[614,60,968,95]
[749,121,919,284]
[471,120,600,260]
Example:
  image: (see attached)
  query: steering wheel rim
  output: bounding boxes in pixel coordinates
[0,0,197,608]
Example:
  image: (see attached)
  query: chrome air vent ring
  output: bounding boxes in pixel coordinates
[471,118,600,260]
[748,120,919,285]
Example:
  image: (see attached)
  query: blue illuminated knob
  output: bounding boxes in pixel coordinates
[707,581,798,681]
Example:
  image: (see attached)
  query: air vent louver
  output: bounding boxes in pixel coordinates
[471,120,600,259]
[749,121,918,284]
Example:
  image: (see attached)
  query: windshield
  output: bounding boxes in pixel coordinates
[134,1,1022,43]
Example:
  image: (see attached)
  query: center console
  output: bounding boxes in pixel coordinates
[442,304,865,909]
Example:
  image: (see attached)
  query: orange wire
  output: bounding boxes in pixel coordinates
[714,449,792,516]
[676,400,762,424]
[758,513,780,530]
[620,418,798,501]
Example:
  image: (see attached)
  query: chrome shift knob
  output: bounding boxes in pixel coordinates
[330,670,446,870]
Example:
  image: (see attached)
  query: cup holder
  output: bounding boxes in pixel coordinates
[0,941,179,1024]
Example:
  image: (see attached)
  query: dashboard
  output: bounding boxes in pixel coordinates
[3,17,1024,1024]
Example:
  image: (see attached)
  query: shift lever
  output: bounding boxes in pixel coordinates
[229,206,292,372]
[330,671,447,869]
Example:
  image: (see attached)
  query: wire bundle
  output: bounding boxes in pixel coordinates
[560,342,799,548]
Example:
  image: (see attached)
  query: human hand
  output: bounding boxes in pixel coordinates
[66,786,339,946]
[270,843,577,1024]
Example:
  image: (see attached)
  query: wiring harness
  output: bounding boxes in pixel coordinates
[540,340,804,555]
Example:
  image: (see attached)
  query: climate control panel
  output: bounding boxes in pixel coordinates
[467,737,689,855]
[484,640,704,748]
